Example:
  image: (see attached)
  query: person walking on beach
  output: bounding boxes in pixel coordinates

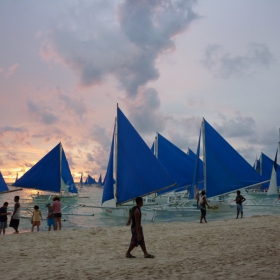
[197,190,210,223]
[0,202,11,235]
[236,190,246,219]
[9,196,20,234]
[53,196,62,230]
[125,197,154,259]
[31,205,43,232]
[46,203,55,231]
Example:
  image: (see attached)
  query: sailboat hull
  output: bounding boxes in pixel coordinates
[31,193,79,203]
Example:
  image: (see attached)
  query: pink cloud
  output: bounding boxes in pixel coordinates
[5,63,19,77]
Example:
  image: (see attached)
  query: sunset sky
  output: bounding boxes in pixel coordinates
[1,0,280,182]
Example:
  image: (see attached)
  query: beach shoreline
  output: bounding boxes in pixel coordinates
[1,214,280,280]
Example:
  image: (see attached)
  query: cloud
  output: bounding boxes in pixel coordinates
[58,92,87,120]
[213,113,256,138]
[0,126,28,136]
[87,153,94,162]
[6,151,19,161]
[0,157,3,166]
[90,124,111,150]
[126,87,168,134]
[5,63,19,77]
[27,100,58,125]
[202,43,275,78]
[40,0,199,97]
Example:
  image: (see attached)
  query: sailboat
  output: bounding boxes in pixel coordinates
[97,174,102,187]
[84,175,97,186]
[100,105,177,221]
[267,149,279,196]
[79,174,83,186]
[12,143,78,202]
[153,118,267,213]
[0,172,9,193]
[0,172,22,195]
[148,133,203,204]
[189,118,268,210]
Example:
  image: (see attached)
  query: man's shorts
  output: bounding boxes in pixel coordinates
[131,227,145,247]
[237,204,243,212]
[47,218,55,227]
[9,219,20,228]
[32,221,41,226]
[0,221,7,229]
[54,213,62,218]
[200,206,206,216]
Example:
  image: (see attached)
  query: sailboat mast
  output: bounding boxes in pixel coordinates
[202,119,206,192]
[278,127,280,159]
[115,104,119,206]
[59,143,62,194]
[155,133,158,158]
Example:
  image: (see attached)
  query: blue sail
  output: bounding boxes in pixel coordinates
[116,107,176,205]
[189,129,202,199]
[102,125,115,204]
[156,133,196,195]
[61,148,78,194]
[256,159,260,173]
[85,175,96,185]
[151,143,154,154]
[261,153,280,190]
[0,171,9,192]
[12,143,77,194]
[203,119,263,198]
[187,147,204,192]
[188,148,197,160]
[98,174,102,186]
[79,174,83,185]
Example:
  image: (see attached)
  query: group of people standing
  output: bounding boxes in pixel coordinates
[0,195,21,234]
[31,195,62,232]
[197,190,246,223]
[0,195,62,235]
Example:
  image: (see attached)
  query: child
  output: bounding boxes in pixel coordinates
[46,203,55,231]
[31,205,42,232]
[0,202,11,235]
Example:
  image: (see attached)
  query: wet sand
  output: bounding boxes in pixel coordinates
[1,214,280,279]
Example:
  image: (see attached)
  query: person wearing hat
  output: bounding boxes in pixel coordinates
[46,203,55,231]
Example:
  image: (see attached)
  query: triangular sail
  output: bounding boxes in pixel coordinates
[188,148,197,160]
[156,133,196,195]
[87,175,96,184]
[61,148,78,194]
[189,129,202,199]
[116,107,176,205]
[267,149,278,195]
[12,143,77,194]
[79,174,83,185]
[203,119,264,198]
[151,143,154,154]
[260,153,280,190]
[102,125,115,205]
[98,174,102,186]
[0,171,9,192]
[12,144,61,192]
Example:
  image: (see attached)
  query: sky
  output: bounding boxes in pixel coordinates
[0,0,280,182]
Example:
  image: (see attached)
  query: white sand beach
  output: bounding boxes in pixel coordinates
[1,214,280,280]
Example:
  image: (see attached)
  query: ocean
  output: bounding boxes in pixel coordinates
[1,185,280,234]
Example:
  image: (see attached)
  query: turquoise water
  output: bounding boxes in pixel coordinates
[1,186,280,234]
